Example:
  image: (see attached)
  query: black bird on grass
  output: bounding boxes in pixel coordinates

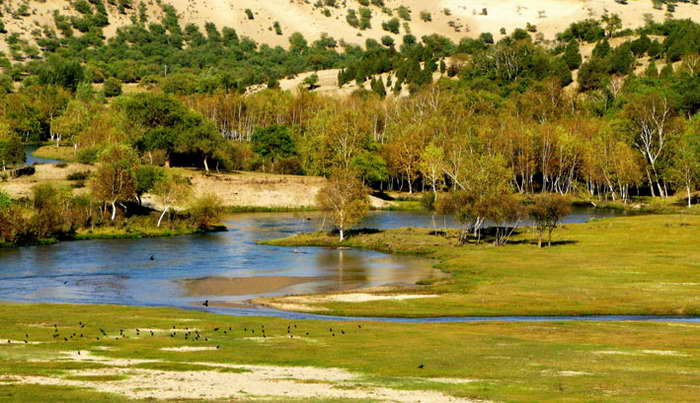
[418,363,425,369]
[203,300,209,307]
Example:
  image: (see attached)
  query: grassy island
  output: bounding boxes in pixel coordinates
[260,214,700,318]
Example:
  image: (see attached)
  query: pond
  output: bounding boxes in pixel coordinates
[23,144,61,166]
[0,209,637,322]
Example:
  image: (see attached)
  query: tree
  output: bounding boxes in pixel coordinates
[487,193,527,246]
[530,193,572,247]
[563,40,582,70]
[103,77,122,97]
[669,122,700,207]
[351,150,388,186]
[316,170,369,241]
[153,173,192,227]
[418,143,444,200]
[134,165,166,205]
[90,144,138,221]
[37,57,85,92]
[623,93,680,197]
[303,73,320,89]
[119,93,223,172]
[188,193,223,230]
[0,121,24,170]
[601,13,622,38]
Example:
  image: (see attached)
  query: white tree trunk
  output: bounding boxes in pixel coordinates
[110,202,117,221]
[158,206,169,227]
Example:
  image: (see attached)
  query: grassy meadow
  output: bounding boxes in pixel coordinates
[1,304,700,401]
[261,213,700,318]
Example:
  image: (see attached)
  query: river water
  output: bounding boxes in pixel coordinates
[0,209,665,323]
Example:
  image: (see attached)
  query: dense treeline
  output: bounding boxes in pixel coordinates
[2,14,700,245]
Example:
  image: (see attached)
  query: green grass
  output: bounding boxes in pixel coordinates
[1,304,700,401]
[224,206,318,213]
[261,213,700,317]
[32,145,77,162]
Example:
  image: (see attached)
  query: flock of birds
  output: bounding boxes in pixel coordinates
[21,255,426,369]
[9,319,426,369]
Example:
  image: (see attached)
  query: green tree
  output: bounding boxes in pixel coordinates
[669,122,700,207]
[188,193,223,229]
[563,40,582,70]
[37,57,85,92]
[103,77,123,97]
[251,125,296,162]
[90,144,138,221]
[153,172,192,227]
[0,121,24,170]
[530,193,572,247]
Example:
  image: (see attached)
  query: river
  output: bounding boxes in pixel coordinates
[3,209,672,323]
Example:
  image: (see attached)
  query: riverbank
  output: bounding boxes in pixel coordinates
[258,213,700,318]
[0,225,227,248]
[1,303,700,401]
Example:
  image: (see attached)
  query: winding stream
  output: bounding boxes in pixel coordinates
[2,208,686,323]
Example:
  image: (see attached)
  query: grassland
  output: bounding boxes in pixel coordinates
[1,303,700,401]
[32,145,77,162]
[260,212,700,318]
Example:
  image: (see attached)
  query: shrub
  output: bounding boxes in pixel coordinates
[103,77,122,97]
[77,147,101,164]
[67,170,91,181]
[188,193,224,229]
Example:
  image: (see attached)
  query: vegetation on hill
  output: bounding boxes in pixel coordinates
[1,14,700,243]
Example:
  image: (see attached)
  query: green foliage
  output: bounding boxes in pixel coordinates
[135,165,166,197]
[37,57,85,92]
[0,190,11,210]
[102,77,122,97]
[251,125,296,161]
[563,40,582,70]
[0,124,24,169]
[351,150,388,184]
[382,17,399,33]
[187,193,223,229]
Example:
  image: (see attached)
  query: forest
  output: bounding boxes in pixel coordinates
[1,9,700,245]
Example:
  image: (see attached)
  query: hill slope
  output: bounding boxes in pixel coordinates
[3,0,700,53]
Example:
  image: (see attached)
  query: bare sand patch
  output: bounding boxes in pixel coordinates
[558,371,592,377]
[160,346,218,352]
[641,350,688,357]
[593,350,640,356]
[257,290,440,312]
[181,276,319,297]
[321,293,440,303]
[59,351,158,367]
[5,353,478,402]
[426,377,477,384]
[0,339,43,345]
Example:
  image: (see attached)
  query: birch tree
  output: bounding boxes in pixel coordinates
[91,145,138,221]
[316,170,369,241]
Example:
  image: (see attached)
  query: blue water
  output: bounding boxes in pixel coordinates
[23,144,60,165]
[1,209,678,323]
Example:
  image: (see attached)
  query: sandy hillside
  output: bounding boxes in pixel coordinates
[4,0,700,53]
